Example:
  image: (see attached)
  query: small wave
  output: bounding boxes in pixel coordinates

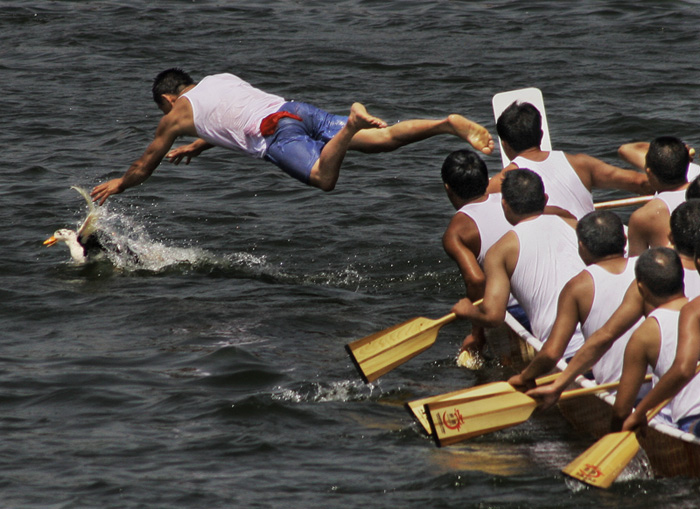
[271,380,377,404]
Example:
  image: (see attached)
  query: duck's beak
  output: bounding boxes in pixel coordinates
[43,236,58,247]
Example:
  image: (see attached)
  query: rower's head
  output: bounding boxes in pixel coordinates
[576,211,626,264]
[501,169,547,224]
[670,199,700,257]
[441,149,489,206]
[635,247,684,302]
[496,101,543,155]
[645,136,689,189]
[686,176,700,200]
[152,68,195,114]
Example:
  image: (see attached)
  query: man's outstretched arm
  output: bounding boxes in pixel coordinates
[91,114,181,204]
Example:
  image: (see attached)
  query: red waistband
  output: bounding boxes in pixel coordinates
[260,111,303,136]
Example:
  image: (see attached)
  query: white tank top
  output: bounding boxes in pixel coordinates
[650,308,700,424]
[583,259,642,384]
[182,73,286,158]
[685,267,700,300]
[458,193,517,307]
[456,193,512,263]
[688,162,700,182]
[511,151,594,220]
[510,215,586,358]
[656,188,687,215]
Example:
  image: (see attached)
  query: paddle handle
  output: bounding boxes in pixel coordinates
[435,313,457,328]
[594,195,652,210]
[440,297,484,328]
[535,372,560,386]
[559,374,653,401]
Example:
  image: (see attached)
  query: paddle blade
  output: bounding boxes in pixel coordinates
[562,431,640,489]
[346,314,453,383]
[426,391,537,447]
[406,382,516,435]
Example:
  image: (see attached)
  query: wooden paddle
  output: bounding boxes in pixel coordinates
[407,372,561,435]
[346,300,481,383]
[594,195,653,210]
[345,312,458,383]
[561,398,670,488]
[426,377,649,447]
[562,365,700,488]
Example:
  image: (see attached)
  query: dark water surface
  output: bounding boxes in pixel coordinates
[4,1,700,507]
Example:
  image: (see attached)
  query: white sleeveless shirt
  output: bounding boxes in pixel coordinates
[655,188,687,215]
[685,268,700,300]
[182,73,286,158]
[650,308,700,424]
[512,151,594,220]
[510,215,586,358]
[458,193,517,307]
[456,193,512,263]
[582,259,642,384]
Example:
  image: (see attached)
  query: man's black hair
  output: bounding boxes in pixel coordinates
[441,149,489,201]
[646,136,689,186]
[670,200,700,257]
[152,68,195,106]
[635,247,684,298]
[501,169,546,215]
[576,211,626,258]
[496,101,543,153]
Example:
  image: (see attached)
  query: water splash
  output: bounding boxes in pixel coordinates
[271,380,377,403]
[95,205,215,271]
[48,187,231,273]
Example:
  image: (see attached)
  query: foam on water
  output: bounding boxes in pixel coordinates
[271,380,377,404]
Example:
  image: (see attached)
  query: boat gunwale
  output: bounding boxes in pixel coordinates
[503,311,700,448]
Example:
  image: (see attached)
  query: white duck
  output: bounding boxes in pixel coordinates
[44,186,103,264]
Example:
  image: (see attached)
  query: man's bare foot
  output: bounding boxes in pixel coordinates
[347,102,388,132]
[448,114,494,155]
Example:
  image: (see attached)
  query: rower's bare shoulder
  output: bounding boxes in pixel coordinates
[629,198,667,225]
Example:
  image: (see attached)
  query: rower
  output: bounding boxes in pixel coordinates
[508,211,642,390]
[527,200,700,409]
[450,169,585,359]
[440,149,525,359]
[621,239,700,436]
[618,140,700,181]
[488,101,652,220]
[610,248,692,432]
[627,136,694,256]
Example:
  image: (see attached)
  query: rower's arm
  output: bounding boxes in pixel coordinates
[511,273,588,387]
[527,280,644,408]
[611,319,658,430]
[442,213,485,300]
[623,299,700,431]
[618,142,650,170]
[486,162,517,194]
[566,153,654,195]
[452,233,514,328]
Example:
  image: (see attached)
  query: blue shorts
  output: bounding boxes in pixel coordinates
[263,102,348,184]
[507,304,531,333]
[677,414,700,437]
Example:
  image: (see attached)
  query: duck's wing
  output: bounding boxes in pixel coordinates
[71,186,100,241]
